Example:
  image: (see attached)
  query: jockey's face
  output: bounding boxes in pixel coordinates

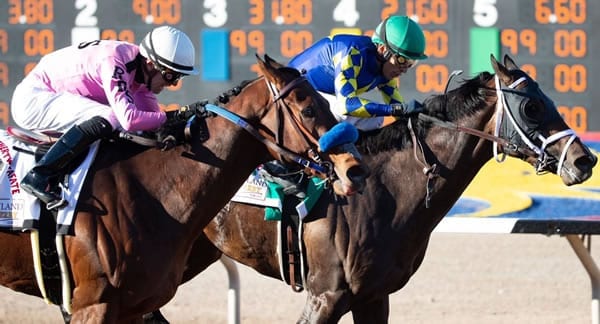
[141,60,173,94]
[147,64,170,94]
[378,45,417,80]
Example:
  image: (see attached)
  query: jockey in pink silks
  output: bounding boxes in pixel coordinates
[10,25,199,209]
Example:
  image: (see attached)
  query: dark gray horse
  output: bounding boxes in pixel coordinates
[150,54,597,323]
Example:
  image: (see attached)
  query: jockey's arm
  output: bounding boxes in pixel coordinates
[377,80,404,105]
[101,59,166,132]
[333,48,401,118]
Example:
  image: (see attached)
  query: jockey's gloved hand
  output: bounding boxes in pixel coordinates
[165,106,195,122]
[179,100,216,119]
[155,120,186,151]
[390,99,424,116]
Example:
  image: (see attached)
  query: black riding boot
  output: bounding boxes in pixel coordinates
[20,116,113,208]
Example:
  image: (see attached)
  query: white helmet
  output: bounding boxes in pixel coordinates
[139,25,199,75]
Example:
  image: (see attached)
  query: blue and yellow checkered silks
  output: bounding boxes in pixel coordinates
[332,47,403,117]
[288,34,406,129]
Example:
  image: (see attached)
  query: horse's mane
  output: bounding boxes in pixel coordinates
[355,71,495,155]
[214,66,302,105]
[155,66,306,151]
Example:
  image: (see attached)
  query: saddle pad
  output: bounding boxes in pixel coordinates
[231,169,326,220]
[231,169,283,210]
[0,129,99,234]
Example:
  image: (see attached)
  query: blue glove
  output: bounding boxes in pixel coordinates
[390,99,423,116]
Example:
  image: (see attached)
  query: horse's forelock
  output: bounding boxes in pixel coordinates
[278,66,302,79]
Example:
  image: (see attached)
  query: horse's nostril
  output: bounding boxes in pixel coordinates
[347,165,369,183]
[575,154,598,171]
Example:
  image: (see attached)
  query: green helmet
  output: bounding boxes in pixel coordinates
[372,16,428,60]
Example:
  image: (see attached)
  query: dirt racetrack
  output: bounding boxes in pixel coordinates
[0,232,596,323]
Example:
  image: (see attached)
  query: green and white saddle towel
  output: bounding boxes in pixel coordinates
[231,170,326,221]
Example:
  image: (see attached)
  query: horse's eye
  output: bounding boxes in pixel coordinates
[522,101,545,122]
[301,106,315,118]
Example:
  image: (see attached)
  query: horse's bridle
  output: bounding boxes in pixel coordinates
[187,75,333,177]
[263,75,332,175]
[490,74,576,174]
[420,73,577,175]
[410,71,578,207]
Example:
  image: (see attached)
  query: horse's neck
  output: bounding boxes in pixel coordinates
[181,123,269,225]
[96,121,269,233]
[365,113,494,230]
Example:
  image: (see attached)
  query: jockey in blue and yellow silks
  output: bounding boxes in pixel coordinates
[260,16,429,197]
[288,15,428,131]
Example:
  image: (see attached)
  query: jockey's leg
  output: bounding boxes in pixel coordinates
[20,116,113,206]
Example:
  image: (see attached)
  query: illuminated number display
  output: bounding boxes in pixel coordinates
[132,0,181,24]
[8,0,54,25]
[554,29,586,57]
[424,30,449,58]
[534,0,586,24]
[0,63,8,87]
[415,64,448,93]
[230,30,265,56]
[559,105,587,133]
[0,102,9,126]
[23,29,54,56]
[0,30,7,54]
[280,31,312,58]
[0,0,597,133]
[406,0,448,24]
[271,0,312,25]
[501,29,537,55]
[101,29,136,42]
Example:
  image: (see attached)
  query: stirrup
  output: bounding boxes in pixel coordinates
[46,198,67,210]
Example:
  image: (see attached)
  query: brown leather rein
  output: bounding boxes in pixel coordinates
[407,113,539,209]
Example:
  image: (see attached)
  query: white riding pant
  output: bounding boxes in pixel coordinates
[11,81,116,133]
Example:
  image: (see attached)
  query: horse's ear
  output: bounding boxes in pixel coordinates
[490,54,512,85]
[264,54,284,69]
[255,53,282,85]
[503,54,519,70]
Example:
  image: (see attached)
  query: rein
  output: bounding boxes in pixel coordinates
[410,111,540,208]
[416,113,538,158]
[203,103,330,175]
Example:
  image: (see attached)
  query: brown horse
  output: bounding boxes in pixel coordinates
[151,54,598,323]
[0,54,369,323]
